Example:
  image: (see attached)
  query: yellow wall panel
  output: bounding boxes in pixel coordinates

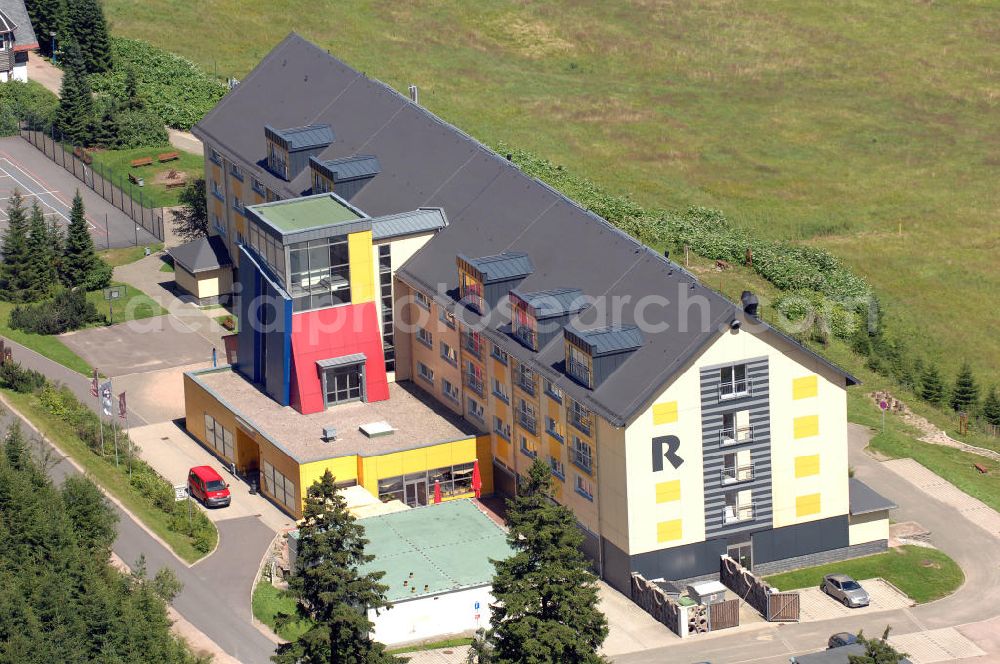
[299,455,358,495]
[652,401,678,425]
[655,480,681,503]
[657,519,683,542]
[794,454,821,478]
[796,493,822,517]
[793,375,818,400]
[348,230,375,303]
[794,415,820,439]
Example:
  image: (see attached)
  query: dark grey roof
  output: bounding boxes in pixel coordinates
[459,251,534,284]
[566,325,644,357]
[266,123,334,152]
[195,33,858,425]
[316,353,366,369]
[312,155,381,182]
[169,236,232,274]
[371,208,447,241]
[0,0,36,48]
[849,478,896,516]
[791,644,912,664]
[510,287,586,320]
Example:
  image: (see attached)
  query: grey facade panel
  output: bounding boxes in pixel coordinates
[752,539,885,576]
[630,538,729,582]
[601,537,632,596]
[334,177,367,201]
[751,515,850,565]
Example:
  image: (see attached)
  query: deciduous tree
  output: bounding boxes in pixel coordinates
[487,458,608,664]
[171,178,209,242]
[849,626,907,664]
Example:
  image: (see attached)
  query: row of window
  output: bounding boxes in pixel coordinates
[204,414,234,460]
[261,460,296,512]
[379,245,395,373]
[377,463,476,503]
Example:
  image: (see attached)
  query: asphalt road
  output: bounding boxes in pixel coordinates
[615,423,1000,664]
[0,402,279,664]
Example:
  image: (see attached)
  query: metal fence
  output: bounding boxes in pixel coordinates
[19,128,166,242]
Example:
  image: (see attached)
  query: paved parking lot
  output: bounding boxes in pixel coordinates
[797,577,912,623]
[890,627,986,664]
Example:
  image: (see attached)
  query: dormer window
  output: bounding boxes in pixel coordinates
[456,252,533,314]
[265,124,334,181]
[566,344,593,388]
[563,325,643,390]
[510,287,586,352]
[459,269,485,314]
[512,300,537,350]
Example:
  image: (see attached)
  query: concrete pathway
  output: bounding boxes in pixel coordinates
[167,128,204,155]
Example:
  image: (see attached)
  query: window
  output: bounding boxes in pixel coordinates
[266,140,287,179]
[464,361,484,396]
[516,363,535,396]
[416,327,433,348]
[720,363,751,399]
[252,177,266,196]
[517,399,537,434]
[417,362,434,385]
[378,244,394,373]
[211,178,224,200]
[287,236,352,311]
[544,379,563,403]
[322,363,364,406]
[463,329,482,358]
[571,437,592,474]
[442,378,460,403]
[491,344,508,365]
[567,344,592,388]
[492,378,509,403]
[724,489,754,523]
[575,474,594,501]
[440,310,456,329]
[203,414,234,460]
[440,342,458,366]
[520,435,537,458]
[721,410,752,445]
[493,416,511,440]
[545,416,564,442]
[212,213,226,238]
[377,475,404,503]
[722,449,753,484]
[210,149,222,166]
[312,172,332,194]
[229,162,243,181]
[378,462,475,504]
[549,455,565,479]
[262,460,296,511]
[459,271,484,313]
[569,399,592,435]
[467,397,484,422]
[513,304,536,350]
[415,291,431,310]
[232,196,244,215]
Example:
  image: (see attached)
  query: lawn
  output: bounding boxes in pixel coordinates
[99,243,165,268]
[764,545,963,604]
[89,146,203,208]
[102,0,999,381]
[1,388,218,564]
[86,281,167,324]
[252,582,310,642]
[0,300,92,375]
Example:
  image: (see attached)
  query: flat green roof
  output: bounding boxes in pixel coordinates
[248,193,363,233]
[359,500,513,602]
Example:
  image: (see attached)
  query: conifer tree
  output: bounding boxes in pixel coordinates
[488,458,608,664]
[0,190,34,302]
[92,99,122,149]
[25,0,64,58]
[273,471,400,664]
[849,626,907,664]
[54,41,95,146]
[60,475,118,556]
[123,67,144,112]
[25,200,56,300]
[63,0,112,74]
[61,191,97,288]
[949,362,979,412]
[919,363,944,405]
[47,215,66,279]
[983,387,1000,427]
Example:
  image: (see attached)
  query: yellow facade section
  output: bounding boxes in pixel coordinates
[348,230,375,303]
[358,437,481,496]
[794,454,821,478]
[299,456,359,494]
[652,401,678,425]
[655,480,681,503]
[657,519,683,542]
[796,493,822,517]
[793,415,820,439]
[793,375,818,400]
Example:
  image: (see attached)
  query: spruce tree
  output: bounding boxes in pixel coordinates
[61,191,97,288]
[54,41,95,146]
[0,190,34,302]
[60,475,118,556]
[25,0,64,58]
[92,99,122,149]
[983,387,1000,426]
[919,363,944,405]
[25,200,56,301]
[63,0,112,74]
[849,626,907,664]
[123,67,144,112]
[949,362,979,412]
[488,459,608,664]
[273,471,400,664]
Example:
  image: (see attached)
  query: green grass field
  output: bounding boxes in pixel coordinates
[764,545,963,604]
[102,0,999,381]
[99,243,165,268]
[89,146,203,208]
[252,582,310,642]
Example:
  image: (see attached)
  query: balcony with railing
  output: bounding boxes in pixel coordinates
[720,425,754,446]
[721,464,755,484]
[464,372,484,397]
[571,448,593,474]
[569,410,592,436]
[719,379,753,400]
[516,373,536,397]
[463,332,483,359]
[517,411,537,435]
[723,502,755,524]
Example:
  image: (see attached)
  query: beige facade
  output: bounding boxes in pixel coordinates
[848,511,890,546]
[174,264,233,303]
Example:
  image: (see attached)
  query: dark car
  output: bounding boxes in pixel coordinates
[188,465,231,508]
[828,633,858,649]
[821,574,870,608]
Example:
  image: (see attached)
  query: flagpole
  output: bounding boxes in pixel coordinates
[93,370,105,457]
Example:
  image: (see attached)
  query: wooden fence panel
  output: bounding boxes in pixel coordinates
[708,598,740,631]
[767,593,800,622]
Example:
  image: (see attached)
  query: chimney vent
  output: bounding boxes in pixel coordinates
[322,427,337,442]
[408,84,418,104]
[741,291,759,317]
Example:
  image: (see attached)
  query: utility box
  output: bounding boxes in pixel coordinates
[687,580,727,605]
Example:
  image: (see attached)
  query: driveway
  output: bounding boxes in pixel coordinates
[797,578,912,623]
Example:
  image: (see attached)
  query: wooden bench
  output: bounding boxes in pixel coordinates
[157,151,180,163]
[164,180,187,190]
[130,156,153,168]
[974,463,988,474]
[73,147,94,165]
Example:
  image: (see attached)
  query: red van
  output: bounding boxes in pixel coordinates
[187,466,231,508]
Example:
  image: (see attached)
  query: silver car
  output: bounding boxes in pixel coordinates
[822,574,869,607]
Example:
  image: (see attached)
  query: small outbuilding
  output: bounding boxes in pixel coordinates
[169,236,233,304]
[847,478,897,548]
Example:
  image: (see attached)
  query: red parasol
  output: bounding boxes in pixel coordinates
[471,459,482,498]
[433,480,442,504]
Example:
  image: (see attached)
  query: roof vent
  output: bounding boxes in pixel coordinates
[322,427,337,442]
[359,421,394,438]
[741,291,759,317]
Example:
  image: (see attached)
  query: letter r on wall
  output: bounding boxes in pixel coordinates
[653,435,683,471]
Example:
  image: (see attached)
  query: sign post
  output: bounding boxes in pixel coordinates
[103,285,127,325]
[879,400,888,432]
[174,484,191,530]
[100,380,116,466]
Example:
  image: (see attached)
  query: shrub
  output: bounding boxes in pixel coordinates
[0,81,59,135]
[0,360,47,393]
[8,289,103,335]
[115,107,169,149]
[82,259,114,291]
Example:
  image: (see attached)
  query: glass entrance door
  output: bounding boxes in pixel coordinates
[403,476,427,507]
[727,541,752,569]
